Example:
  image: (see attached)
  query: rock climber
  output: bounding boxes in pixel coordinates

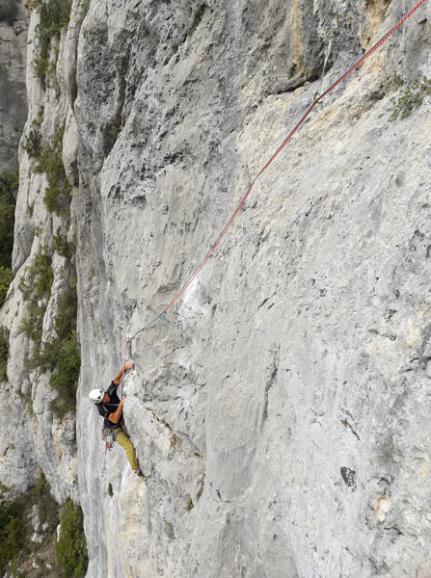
[88,360,144,477]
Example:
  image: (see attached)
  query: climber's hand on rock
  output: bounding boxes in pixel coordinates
[123,359,134,371]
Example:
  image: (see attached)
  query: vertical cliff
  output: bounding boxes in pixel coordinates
[1,0,431,577]
[0,0,28,172]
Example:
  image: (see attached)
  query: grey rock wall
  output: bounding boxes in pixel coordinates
[0,1,79,503]
[0,0,28,172]
[2,0,431,576]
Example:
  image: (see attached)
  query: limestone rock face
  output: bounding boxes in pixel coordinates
[2,0,431,576]
[0,0,79,503]
[0,0,28,172]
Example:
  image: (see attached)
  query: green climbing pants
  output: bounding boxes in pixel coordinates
[112,427,139,471]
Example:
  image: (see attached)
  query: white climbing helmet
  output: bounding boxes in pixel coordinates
[89,388,104,404]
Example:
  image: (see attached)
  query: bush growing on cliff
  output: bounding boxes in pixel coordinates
[19,239,80,417]
[53,232,75,260]
[48,269,80,417]
[0,267,13,308]
[20,251,53,303]
[33,0,72,89]
[0,474,59,576]
[43,284,80,417]
[36,129,72,215]
[104,121,122,156]
[23,116,43,159]
[0,171,18,305]
[56,498,88,578]
[49,335,81,417]
[26,276,80,417]
[31,473,60,529]
[24,123,72,216]
[0,494,25,574]
[0,326,9,382]
[0,171,18,266]
[391,76,431,120]
[19,249,53,344]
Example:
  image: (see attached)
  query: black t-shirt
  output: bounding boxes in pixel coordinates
[97,381,121,430]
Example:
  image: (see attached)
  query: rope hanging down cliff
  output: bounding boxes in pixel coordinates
[129,0,427,340]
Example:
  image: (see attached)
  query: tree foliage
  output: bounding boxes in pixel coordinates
[33,0,72,89]
[56,498,88,578]
[0,172,18,307]
[0,171,18,267]
[0,474,59,576]
[0,326,9,382]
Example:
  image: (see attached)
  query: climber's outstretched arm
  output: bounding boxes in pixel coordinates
[112,359,134,385]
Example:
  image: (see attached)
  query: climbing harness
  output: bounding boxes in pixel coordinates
[100,405,121,473]
[128,0,427,341]
[102,427,115,450]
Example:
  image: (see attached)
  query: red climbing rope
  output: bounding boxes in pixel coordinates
[134,0,427,333]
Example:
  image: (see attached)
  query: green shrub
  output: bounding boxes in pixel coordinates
[391,76,431,120]
[0,473,59,576]
[44,285,80,417]
[0,266,13,307]
[19,245,80,416]
[104,123,122,156]
[23,117,43,159]
[0,326,9,382]
[30,473,59,530]
[26,278,80,417]
[28,253,52,298]
[0,496,25,574]
[0,171,17,306]
[33,0,72,89]
[20,251,53,302]
[53,232,75,260]
[34,333,80,417]
[24,124,72,216]
[49,339,80,417]
[0,171,18,269]
[33,51,53,90]
[19,305,45,344]
[32,129,72,215]
[19,249,53,346]
[385,75,404,93]
[56,498,88,578]
[54,282,77,339]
